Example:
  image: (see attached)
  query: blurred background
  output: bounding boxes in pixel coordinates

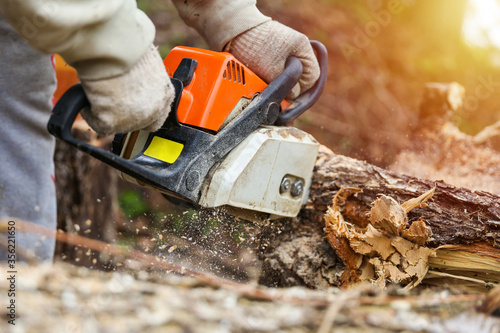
[139,0,500,166]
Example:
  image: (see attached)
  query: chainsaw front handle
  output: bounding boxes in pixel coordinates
[275,40,328,126]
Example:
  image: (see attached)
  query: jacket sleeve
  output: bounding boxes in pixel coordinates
[171,0,270,51]
[0,0,155,80]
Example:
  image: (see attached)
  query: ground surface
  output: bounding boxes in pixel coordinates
[2,262,499,333]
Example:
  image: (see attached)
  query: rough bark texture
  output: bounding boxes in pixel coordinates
[311,147,500,248]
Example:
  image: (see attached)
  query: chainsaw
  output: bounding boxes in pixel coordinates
[48,41,327,220]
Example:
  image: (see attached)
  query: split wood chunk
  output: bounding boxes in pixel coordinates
[325,188,436,289]
[401,188,435,213]
[370,196,408,235]
[401,219,432,245]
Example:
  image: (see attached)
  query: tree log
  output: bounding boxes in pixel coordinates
[53,130,500,292]
[311,146,500,248]
[256,82,498,292]
[3,261,498,332]
[257,146,500,292]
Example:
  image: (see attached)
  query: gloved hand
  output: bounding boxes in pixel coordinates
[80,45,175,136]
[227,21,320,100]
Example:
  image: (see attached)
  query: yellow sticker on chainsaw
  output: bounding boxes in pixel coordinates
[143,136,184,164]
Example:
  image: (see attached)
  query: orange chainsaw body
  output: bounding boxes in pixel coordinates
[163,46,286,132]
[53,54,79,104]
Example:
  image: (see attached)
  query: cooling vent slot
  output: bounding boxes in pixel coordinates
[223,60,245,85]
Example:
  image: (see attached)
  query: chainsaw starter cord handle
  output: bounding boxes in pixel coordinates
[275,40,328,126]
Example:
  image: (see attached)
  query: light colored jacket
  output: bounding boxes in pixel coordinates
[0,0,269,80]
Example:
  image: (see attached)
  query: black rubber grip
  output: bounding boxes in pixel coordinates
[274,40,328,126]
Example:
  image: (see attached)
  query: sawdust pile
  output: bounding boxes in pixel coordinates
[325,188,436,290]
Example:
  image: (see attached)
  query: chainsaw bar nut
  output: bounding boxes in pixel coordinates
[280,176,292,194]
[280,176,304,197]
[291,179,304,197]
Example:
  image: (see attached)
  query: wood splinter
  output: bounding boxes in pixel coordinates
[325,188,436,289]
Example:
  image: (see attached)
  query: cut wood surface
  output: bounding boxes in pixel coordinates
[324,187,436,290]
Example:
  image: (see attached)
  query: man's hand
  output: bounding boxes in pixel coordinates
[80,45,175,136]
[227,21,320,100]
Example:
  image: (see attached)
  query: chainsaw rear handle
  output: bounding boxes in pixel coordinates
[46,83,160,187]
[275,40,328,126]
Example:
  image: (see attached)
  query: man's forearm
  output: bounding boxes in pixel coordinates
[0,0,155,80]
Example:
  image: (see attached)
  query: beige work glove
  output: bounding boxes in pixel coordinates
[227,21,320,100]
[80,45,175,136]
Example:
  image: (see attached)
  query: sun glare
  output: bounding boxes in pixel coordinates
[462,0,500,49]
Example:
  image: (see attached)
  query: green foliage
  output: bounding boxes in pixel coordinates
[170,209,197,234]
[136,0,151,14]
[118,189,149,218]
[202,215,221,236]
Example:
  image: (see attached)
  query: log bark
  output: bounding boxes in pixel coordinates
[310,147,500,248]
